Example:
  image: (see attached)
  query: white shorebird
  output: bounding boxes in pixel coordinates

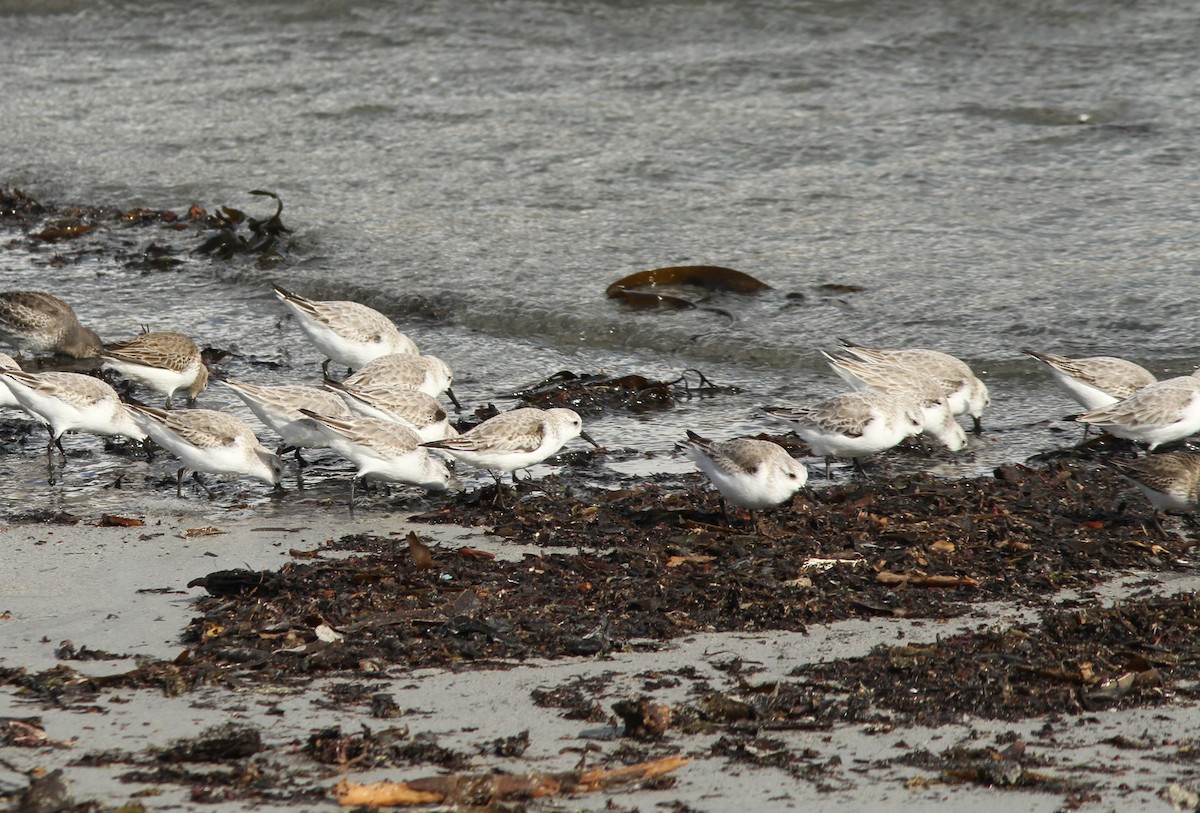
[341,353,459,408]
[837,339,989,432]
[680,431,807,524]
[100,331,209,407]
[1106,452,1200,514]
[221,379,352,462]
[0,369,145,458]
[763,390,924,477]
[1024,349,1156,410]
[0,351,20,409]
[128,405,284,498]
[299,409,454,506]
[1075,375,1200,450]
[421,407,598,496]
[324,379,457,443]
[273,285,418,374]
[0,290,103,358]
[822,350,967,451]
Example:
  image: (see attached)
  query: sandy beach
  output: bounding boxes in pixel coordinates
[4,489,1200,813]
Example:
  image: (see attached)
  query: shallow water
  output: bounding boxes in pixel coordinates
[3,0,1200,512]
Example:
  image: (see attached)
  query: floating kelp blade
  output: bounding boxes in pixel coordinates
[606,265,770,298]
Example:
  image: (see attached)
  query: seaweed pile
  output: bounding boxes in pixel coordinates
[4,459,1194,702]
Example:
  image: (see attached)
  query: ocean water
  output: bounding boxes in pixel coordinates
[2,0,1199,513]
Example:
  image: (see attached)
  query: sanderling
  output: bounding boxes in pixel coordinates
[1024,349,1156,410]
[1106,452,1200,514]
[299,409,454,506]
[0,291,103,358]
[762,390,924,477]
[128,405,283,498]
[0,352,20,409]
[421,407,598,489]
[99,331,208,408]
[273,285,418,374]
[324,379,457,443]
[1076,375,1200,450]
[823,351,967,451]
[0,369,146,456]
[341,353,460,408]
[837,339,989,432]
[680,430,807,518]
[222,379,352,461]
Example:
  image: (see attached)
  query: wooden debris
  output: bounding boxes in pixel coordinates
[876,571,979,588]
[99,514,144,527]
[334,753,689,807]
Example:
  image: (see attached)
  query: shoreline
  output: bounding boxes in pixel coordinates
[4,190,1200,810]
[4,465,1200,811]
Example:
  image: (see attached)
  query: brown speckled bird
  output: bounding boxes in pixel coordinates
[0,291,103,358]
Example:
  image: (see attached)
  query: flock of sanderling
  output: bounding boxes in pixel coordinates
[1,287,1199,516]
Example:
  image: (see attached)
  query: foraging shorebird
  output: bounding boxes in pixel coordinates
[421,407,598,499]
[763,390,924,478]
[300,409,455,507]
[1076,375,1200,450]
[341,353,460,409]
[1107,452,1200,514]
[222,378,353,464]
[837,339,989,432]
[325,378,457,443]
[1024,349,1155,410]
[273,285,417,374]
[0,368,145,459]
[0,291,103,358]
[128,404,284,498]
[822,350,967,451]
[100,331,208,407]
[0,351,21,409]
[679,430,807,527]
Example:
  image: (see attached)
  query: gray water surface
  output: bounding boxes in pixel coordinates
[3,0,1200,512]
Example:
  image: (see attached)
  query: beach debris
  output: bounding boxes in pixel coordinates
[514,368,737,413]
[99,514,144,527]
[612,697,673,738]
[0,717,74,749]
[306,725,467,770]
[183,525,226,538]
[54,640,129,661]
[1163,782,1200,811]
[194,189,291,265]
[875,571,980,588]
[333,753,689,807]
[33,220,96,242]
[156,722,264,763]
[186,568,281,598]
[407,531,434,570]
[480,729,530,757]
[816,282,866,294]
[17,769,72,813]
